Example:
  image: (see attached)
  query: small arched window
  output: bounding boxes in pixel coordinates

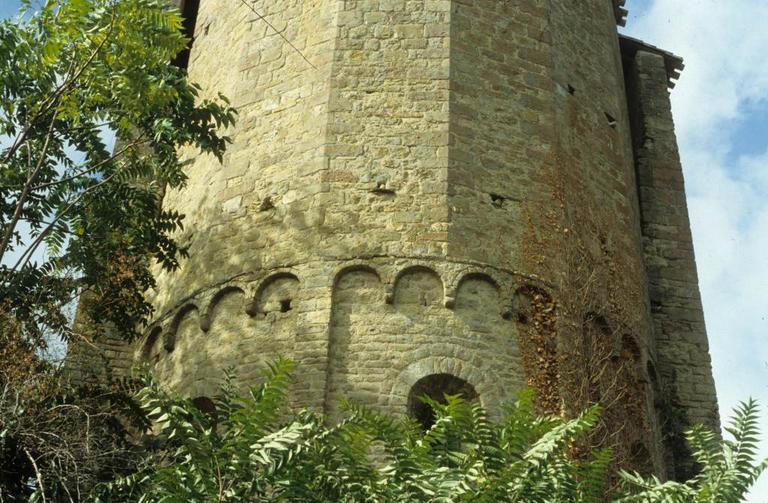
[630,441,653,474]
[172,0,200,69]
[407,374,479,429]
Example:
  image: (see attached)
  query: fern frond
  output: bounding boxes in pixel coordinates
[525,405,601,468]
[229,356,295,438]
[616,470,695,503]
[577,447,612,503]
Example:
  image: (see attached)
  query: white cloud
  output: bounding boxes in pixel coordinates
[629,1,768,145]
[625,1,768,500]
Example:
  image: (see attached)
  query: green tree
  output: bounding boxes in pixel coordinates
[0,0,234,499]
[0,0,235,348]
[617,399,768,503]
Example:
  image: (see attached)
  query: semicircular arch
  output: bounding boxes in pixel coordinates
[455,271,502,292]
[332,264,382,288]
[202,286,246,331]
[250,272,300,316]
[382,356,503,413]
[392,266,444,307]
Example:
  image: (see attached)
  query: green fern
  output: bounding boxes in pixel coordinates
[92,362,766,502]
[618,398,768,503]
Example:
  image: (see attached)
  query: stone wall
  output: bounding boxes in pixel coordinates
[448,0,554,269]
[66,0,721,480]
[321,0,452,259]
[624,48,720,480]
[141,258,534,418]
[549,1,665,473]
[445,0,665,471]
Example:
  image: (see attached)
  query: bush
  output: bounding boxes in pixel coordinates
[7,358,764,502]
[96,358,612,502]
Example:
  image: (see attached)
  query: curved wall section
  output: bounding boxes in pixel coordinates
[144,260,529,420]
[148,0,341,313]
[133,0,715,477]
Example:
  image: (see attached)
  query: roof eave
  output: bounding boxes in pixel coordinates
[619,34,685,89]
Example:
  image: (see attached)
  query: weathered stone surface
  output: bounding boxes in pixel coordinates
[73,0,718,481]
[624,48,719,480]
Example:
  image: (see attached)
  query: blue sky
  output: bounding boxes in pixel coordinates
[0,2,22,19]
[3,0,767,499]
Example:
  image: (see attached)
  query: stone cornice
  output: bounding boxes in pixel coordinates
[620,34,685,89]
[614,0,629,27]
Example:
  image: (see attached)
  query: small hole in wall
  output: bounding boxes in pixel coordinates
[588,378,601,404]
[280,299,292,313]
[259,196,274,212]
[630,441,653,474]
[192,396,218,425]
[605,112,617,129]
[490,193,505,208]
[371,181,396,195]
[621,333,641,362]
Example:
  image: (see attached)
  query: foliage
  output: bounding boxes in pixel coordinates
[88,360,768,503]
[0,279,146,502]
[0,0,235,347]
[96,359,611,502]
[0,356,758,502]
[0,364,147,502]
[0,0,234,499]
[617,398,768,503]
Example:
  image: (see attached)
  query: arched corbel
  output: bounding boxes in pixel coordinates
[199,314,211,332]
[444,291,456,310]
[245,283,260,317]
[164,303,200,352]
[247,271,300,316]
[245,299,259,317]
[384,283,395,304]
[203,285,247,327]
[501,301,515,320]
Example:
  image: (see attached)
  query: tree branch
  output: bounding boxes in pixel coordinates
[0,110,59,263]
[9,169,121,274]
[1,9,116,166]
[23,447,48,503]
[31,137,146,192]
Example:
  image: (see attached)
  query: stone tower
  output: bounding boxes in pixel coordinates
[113,0,719,479]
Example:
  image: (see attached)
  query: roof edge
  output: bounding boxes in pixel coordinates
[619,34,685,89]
